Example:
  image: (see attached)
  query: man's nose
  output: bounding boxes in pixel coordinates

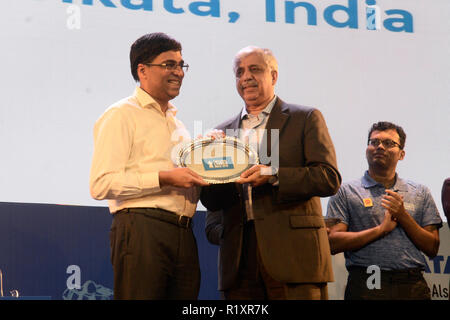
[171,66,184,76]
[376,143,386,150]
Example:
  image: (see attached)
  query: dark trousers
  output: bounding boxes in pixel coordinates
[345,266,431,300]
[224,221,328,300]
[109,209,200,300]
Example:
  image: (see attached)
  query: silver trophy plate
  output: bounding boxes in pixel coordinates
[177,136,259,184]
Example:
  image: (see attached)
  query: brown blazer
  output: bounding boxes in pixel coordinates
[201,97,341,291]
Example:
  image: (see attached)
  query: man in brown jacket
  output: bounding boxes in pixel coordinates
[201,46,341,299]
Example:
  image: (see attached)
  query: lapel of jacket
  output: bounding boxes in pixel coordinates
[228,112,242,133]
[264,97,289,158]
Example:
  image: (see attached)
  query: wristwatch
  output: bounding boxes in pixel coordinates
[267,167,279,185]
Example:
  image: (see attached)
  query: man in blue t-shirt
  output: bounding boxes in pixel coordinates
[326,121,442,300]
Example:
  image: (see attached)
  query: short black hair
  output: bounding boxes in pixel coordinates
[129,32,182,81]
[368,121,406,149]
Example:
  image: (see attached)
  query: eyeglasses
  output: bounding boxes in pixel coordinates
[368,138,402,149]
[235,66,266,78]
[145,61,189,72]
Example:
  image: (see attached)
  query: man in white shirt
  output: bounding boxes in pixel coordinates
[89,33,208,299]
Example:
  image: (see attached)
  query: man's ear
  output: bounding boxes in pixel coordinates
[399,149,405,161]
[137,63,147,81]
[271,70,278,85]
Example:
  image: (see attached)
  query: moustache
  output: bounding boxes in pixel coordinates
[241,80,258,89]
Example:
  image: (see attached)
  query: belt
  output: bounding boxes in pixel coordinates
[116,207,193,229]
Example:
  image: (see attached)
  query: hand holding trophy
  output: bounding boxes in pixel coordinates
[177,132,259,184]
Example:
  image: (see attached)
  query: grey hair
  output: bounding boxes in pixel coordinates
[233,46,278,74]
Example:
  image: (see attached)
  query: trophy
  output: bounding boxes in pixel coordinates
[176,136,259,184]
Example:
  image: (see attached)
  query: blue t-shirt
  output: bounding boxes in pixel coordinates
[326,171,442,270]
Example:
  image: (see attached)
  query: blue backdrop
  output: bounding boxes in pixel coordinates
[0,202,220,300]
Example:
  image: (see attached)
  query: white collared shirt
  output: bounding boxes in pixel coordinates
[239,95,277,146]
[240,96,277,220]
[89,87,199,215]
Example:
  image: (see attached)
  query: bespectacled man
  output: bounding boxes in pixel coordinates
[90,32,208,299]
[326,121,442,300]
[201,46,341,300]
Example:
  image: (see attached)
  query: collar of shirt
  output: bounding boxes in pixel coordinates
[362,170,408,192]
[240,95,277,121]
[134,86,178,116]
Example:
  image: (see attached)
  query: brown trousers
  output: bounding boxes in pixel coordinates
[110,210,200,300]
[224,221,328,300]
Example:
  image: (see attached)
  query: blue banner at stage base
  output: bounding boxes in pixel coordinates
[0,202,448,300]
[0,202,220,300]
